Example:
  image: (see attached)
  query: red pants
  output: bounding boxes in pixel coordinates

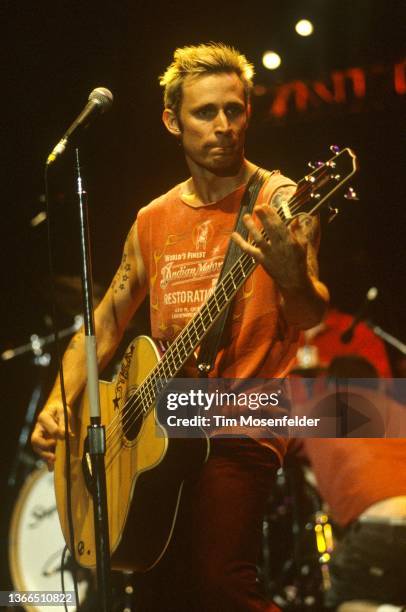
[135,437,281,611]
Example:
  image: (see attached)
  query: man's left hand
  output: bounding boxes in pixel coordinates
[231,203,315,290]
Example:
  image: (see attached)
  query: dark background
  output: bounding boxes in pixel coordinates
[1,0,404,592]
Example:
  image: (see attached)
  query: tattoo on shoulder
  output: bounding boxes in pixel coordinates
[270,185,296,208]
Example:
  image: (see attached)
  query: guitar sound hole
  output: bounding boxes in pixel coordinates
[122,386,144,442]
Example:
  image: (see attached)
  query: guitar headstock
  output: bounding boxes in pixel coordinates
[287,146,359,222]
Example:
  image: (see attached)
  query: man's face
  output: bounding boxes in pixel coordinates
[167,72,250,175]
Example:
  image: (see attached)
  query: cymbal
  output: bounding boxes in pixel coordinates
[45,276,148,333]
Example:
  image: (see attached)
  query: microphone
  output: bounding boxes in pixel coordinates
[47,87,113,165]
[340,286,378,344]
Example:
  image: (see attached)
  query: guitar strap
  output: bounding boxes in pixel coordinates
[197,167,272,377]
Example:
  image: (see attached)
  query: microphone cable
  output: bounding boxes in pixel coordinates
[44,161,80,610]
[60,544,69,612]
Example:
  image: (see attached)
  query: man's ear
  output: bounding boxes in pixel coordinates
[162,108,181,137]
[246,102,252,123]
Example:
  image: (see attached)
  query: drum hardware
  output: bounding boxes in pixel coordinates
[313,512,333,592]
[1,316,83,362]
[260,461,333,610]
[112,571,136,612]
[7,364,50,490]
[3,315,83,490]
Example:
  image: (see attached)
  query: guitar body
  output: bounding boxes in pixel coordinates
[54,335,210,572]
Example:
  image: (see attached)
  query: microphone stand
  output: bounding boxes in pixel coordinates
[368,321,406,356]
[74,148,112,611]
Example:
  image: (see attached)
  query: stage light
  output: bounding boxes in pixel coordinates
[262,51,281,70]
[295,19,314,37]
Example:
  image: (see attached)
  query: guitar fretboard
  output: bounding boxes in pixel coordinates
[137,248,258,411]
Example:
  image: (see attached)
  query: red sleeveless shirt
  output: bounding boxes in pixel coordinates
[136,172,300,461]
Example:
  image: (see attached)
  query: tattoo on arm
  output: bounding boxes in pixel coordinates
[297,214,320,279]
[271,185,321,280]
[110,228,137,332]
[111,233,132,295]
[272,182,321,255]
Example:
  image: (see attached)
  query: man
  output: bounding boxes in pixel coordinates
[31,43,329,611]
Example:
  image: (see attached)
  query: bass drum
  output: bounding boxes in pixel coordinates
[9,464,90,612]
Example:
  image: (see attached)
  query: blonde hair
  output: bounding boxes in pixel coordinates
[159,42,254,115]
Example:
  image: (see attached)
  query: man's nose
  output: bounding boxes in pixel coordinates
[214,110,231,132]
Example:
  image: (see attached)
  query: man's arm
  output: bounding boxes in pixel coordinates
[31,220,147,467]
[231,185,329,330]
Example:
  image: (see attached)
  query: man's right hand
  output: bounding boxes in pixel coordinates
[31,404,72,471]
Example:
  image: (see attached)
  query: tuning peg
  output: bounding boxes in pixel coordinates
[328,206,339,223]
[304,174,316,183]
[344,187,359,200]
[308,161,324,169]
[330,145,340,154]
